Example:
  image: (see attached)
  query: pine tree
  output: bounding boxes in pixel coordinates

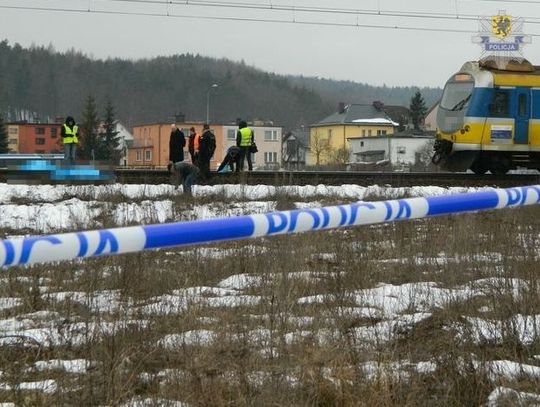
[0,113,9,153]
[98,97,120,164]
[409,90,427,131]
[79,95,99,161]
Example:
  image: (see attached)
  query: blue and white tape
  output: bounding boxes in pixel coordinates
[1,185,539,268]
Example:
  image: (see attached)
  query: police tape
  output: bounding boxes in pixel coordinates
[1,185,539,268]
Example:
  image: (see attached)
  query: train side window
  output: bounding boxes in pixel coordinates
[490,91,509,117]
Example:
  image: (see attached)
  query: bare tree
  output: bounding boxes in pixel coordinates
[310,133,332,166]
[331,146,351,166]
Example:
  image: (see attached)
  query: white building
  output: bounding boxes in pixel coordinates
[348,132,434,170]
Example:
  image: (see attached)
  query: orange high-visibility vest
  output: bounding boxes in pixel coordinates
[194,133,200,152]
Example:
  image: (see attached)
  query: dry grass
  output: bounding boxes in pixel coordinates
[0,195,539,406]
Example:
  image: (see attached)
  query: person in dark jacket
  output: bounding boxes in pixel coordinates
[217,146,241,173]
[169,124,186,172]
[61,116,79,164]
[236,120,254,171]
[198,124,216,178]
[173,162,200,196]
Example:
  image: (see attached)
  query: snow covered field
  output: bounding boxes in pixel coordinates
[0,183,539,406]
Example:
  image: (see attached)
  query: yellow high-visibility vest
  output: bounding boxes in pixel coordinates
[239,127,253,147]
[63,124,79,144]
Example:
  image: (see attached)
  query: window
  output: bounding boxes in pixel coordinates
[35,138,46,145]
[362,129,366,137]
[264,152,278,163]
[328,129,333,139]
[8,139,17,145]
[145,150,152,161]
[35,127,45,135]
[136,150,142,161]
[377,130,387,136]
[491,90,509,117]
[264,130,278,141]
[368,130,372,136]
[357,150,385,163]
[50,128,58,137]
[8,128,18,135]
[227,129,236,140]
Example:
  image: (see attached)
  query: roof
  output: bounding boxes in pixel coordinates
[381,105,410,124]
[312,104,399,127]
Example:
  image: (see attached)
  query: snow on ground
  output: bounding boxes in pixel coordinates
[0,183,487,233]
[0,182,538,403]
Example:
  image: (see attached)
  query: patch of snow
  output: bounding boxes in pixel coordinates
[0,298,22,311]
[487,386,540,406]
[33,359,94,374]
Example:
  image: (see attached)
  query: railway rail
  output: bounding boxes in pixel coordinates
[115,169,540,188]
[0,167,538,188]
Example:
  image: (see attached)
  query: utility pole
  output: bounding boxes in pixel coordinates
[206,83,218,124]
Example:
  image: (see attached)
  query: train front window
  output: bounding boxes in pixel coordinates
[438,79,474,133]
[440,81,474,112]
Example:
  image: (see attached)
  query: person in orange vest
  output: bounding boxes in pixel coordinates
[188,127,200,166]
[61,116,79,165]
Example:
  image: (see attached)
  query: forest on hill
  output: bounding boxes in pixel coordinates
[0,41,441,129]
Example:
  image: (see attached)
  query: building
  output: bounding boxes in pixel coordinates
[348,130,435,170]
[282,127,309,170]
[129,119,282,170]
[128,122,224,169]
[6,121,64,154]
[221,120,283,170]
[309,102,401,166]
[423,102,439,131]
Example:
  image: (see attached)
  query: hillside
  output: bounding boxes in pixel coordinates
[0,41,441,129]
[288,76,441,112]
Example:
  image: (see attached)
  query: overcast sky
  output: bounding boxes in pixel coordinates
[1,0,539,87]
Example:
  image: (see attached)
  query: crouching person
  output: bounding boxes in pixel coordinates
[217,146,241,173]
[172,161,200,196]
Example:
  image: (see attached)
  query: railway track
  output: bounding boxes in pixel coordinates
[114,169,540,188]
[0,167,538,188]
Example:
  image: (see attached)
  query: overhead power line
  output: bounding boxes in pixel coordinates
[2,0,540,35]
[25,0,540,24]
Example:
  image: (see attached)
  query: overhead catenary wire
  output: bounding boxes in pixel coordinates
[14,0,540,24]
[2,0,540,35]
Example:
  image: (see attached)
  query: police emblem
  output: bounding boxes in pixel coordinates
[492,15,512,39]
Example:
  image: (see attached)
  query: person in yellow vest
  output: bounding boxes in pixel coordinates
[61,116,79,164]
[236,120,254,171]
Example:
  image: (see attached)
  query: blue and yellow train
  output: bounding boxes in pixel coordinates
[433,57,540,174]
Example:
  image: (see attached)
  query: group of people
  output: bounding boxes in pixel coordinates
[58,115,256,196]
[169,120,256,195]
[169,124,216,178]
[169,123,217,195]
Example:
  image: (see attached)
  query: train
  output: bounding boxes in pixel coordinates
[432,57,540,174]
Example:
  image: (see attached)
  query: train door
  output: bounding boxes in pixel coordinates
[514,87,530,144]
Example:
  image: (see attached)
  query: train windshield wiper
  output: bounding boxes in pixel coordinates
[450,94,471,111]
